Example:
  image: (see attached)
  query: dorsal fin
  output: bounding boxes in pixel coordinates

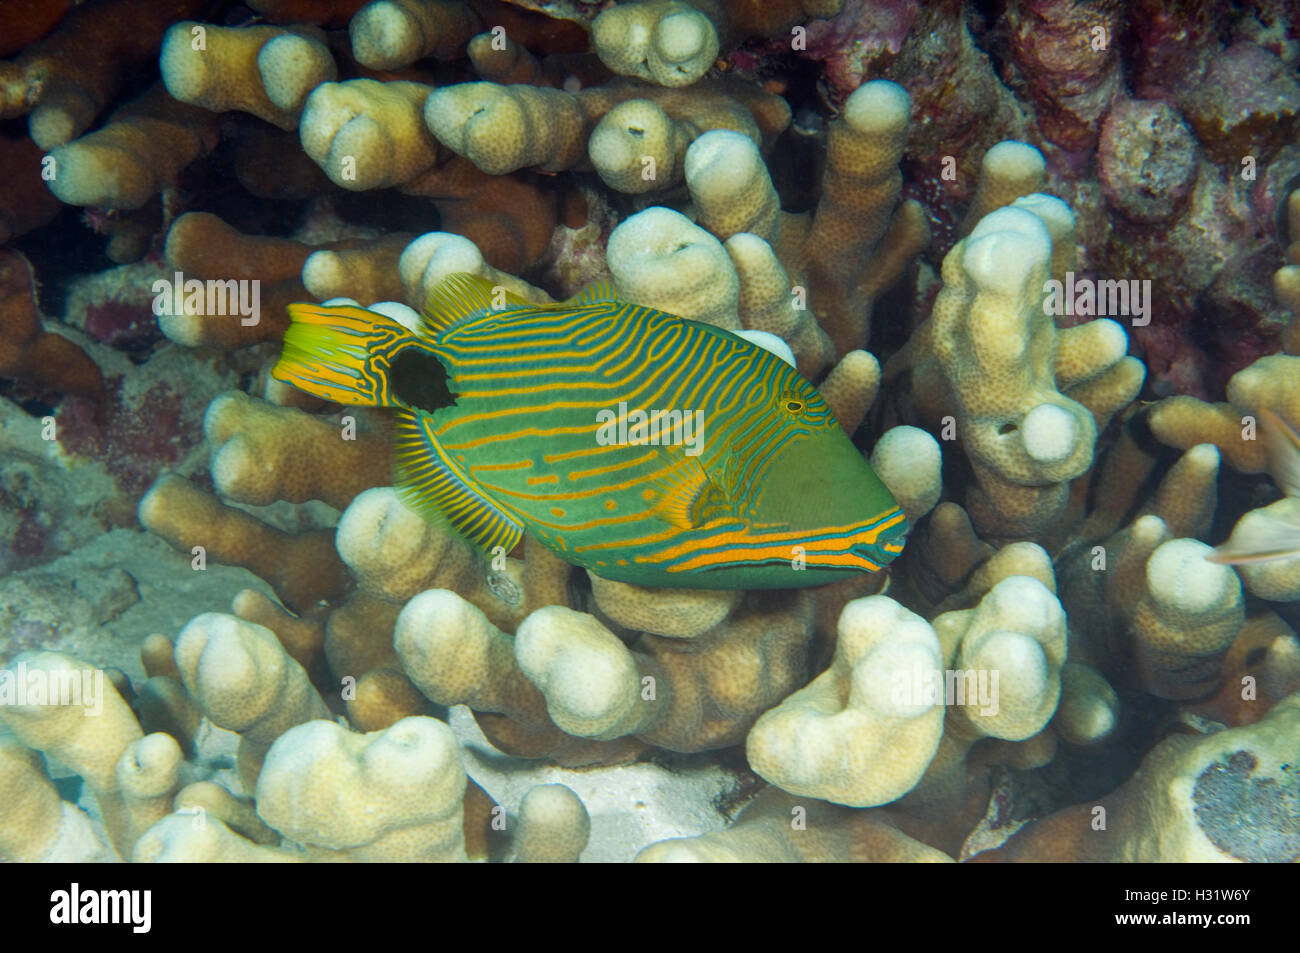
[564,279,618,306]
[420,272,532,335]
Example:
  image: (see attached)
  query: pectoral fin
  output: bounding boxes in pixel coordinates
[650,449,738,529]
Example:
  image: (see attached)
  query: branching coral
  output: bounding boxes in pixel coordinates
[0,0,206,149]
[746,595,945,807]
[204,391,391,510]
[349,0,480,71]
[803,79,919,356]
[5,0,1300,868]
[591,0,721,88]
[139,475,350,612]
[161,21,336,130]
[45,83,219,210]
[174,612,331,787]
[425,82,586,176]
[301,79,440,190]
[890,192,1139,539]
[255,716,467,861]
[0,652,143,856]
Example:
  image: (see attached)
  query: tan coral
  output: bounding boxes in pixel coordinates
[45,83,219,209]
[0,735,94,862]
[232,588,327,680]
[349,0,479,71]
[893,198,1129,538]
[173,781,279,845]
[634,591,815,751]
[393,588,623,764]
[981,694,1300,862]
[1130,538,1244,700]
[301,232,413,305]
[902,575,1068,827]
[133,813,301,862]
[587,573,740,638]
[1148,354,1300,473]
[254,716,467,862]
[592,0,720,88]
[1053,662,1119,745]
[204,391,391,511]
[398,231,551,309]
[1135,443,1219,540]
[684,129,780,244]
[325,590,403,678]
[959,140,1047,235]
[346,668,431,732]
[746,595,945,807]
[139,475,350,612]
[0,0,204,150]
[605,206,739,328]
[161,21,335,129]
[514,606,663,741]
[932,541,1056,616]
[174,612,331,788]
[133,676,201,759]
[803,79,912,355]
[1054,315,1145,430]
[724,232,834,377]
[514,784,590,863]
[869,425,942,522]
[425,82,585,175]
[588,99,692,193]
[115,732,184,856]
[158,211,311,350]
[141,633,182,680]
[579,77,785,147]
[902,502,994,605]
[0,651,143,856]
[335,486,523,630]
[300,79,439,190]
[467,30,543,85]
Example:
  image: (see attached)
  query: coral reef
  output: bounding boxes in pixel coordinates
[1,0,1298,868]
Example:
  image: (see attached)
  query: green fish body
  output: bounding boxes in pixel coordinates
[273,274,908,589]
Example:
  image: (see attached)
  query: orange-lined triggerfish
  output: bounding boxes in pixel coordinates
[272,274,909,588]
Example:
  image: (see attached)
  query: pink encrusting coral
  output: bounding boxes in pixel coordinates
[1,0,1299,866]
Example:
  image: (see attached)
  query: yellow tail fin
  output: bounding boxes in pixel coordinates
[274,303,420,407]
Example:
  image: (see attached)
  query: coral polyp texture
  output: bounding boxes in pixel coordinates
[0,0,1298,871]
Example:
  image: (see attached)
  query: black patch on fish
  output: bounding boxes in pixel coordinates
[390,348,456,414]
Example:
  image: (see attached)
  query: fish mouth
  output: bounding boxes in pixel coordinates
[851,514,911,567]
